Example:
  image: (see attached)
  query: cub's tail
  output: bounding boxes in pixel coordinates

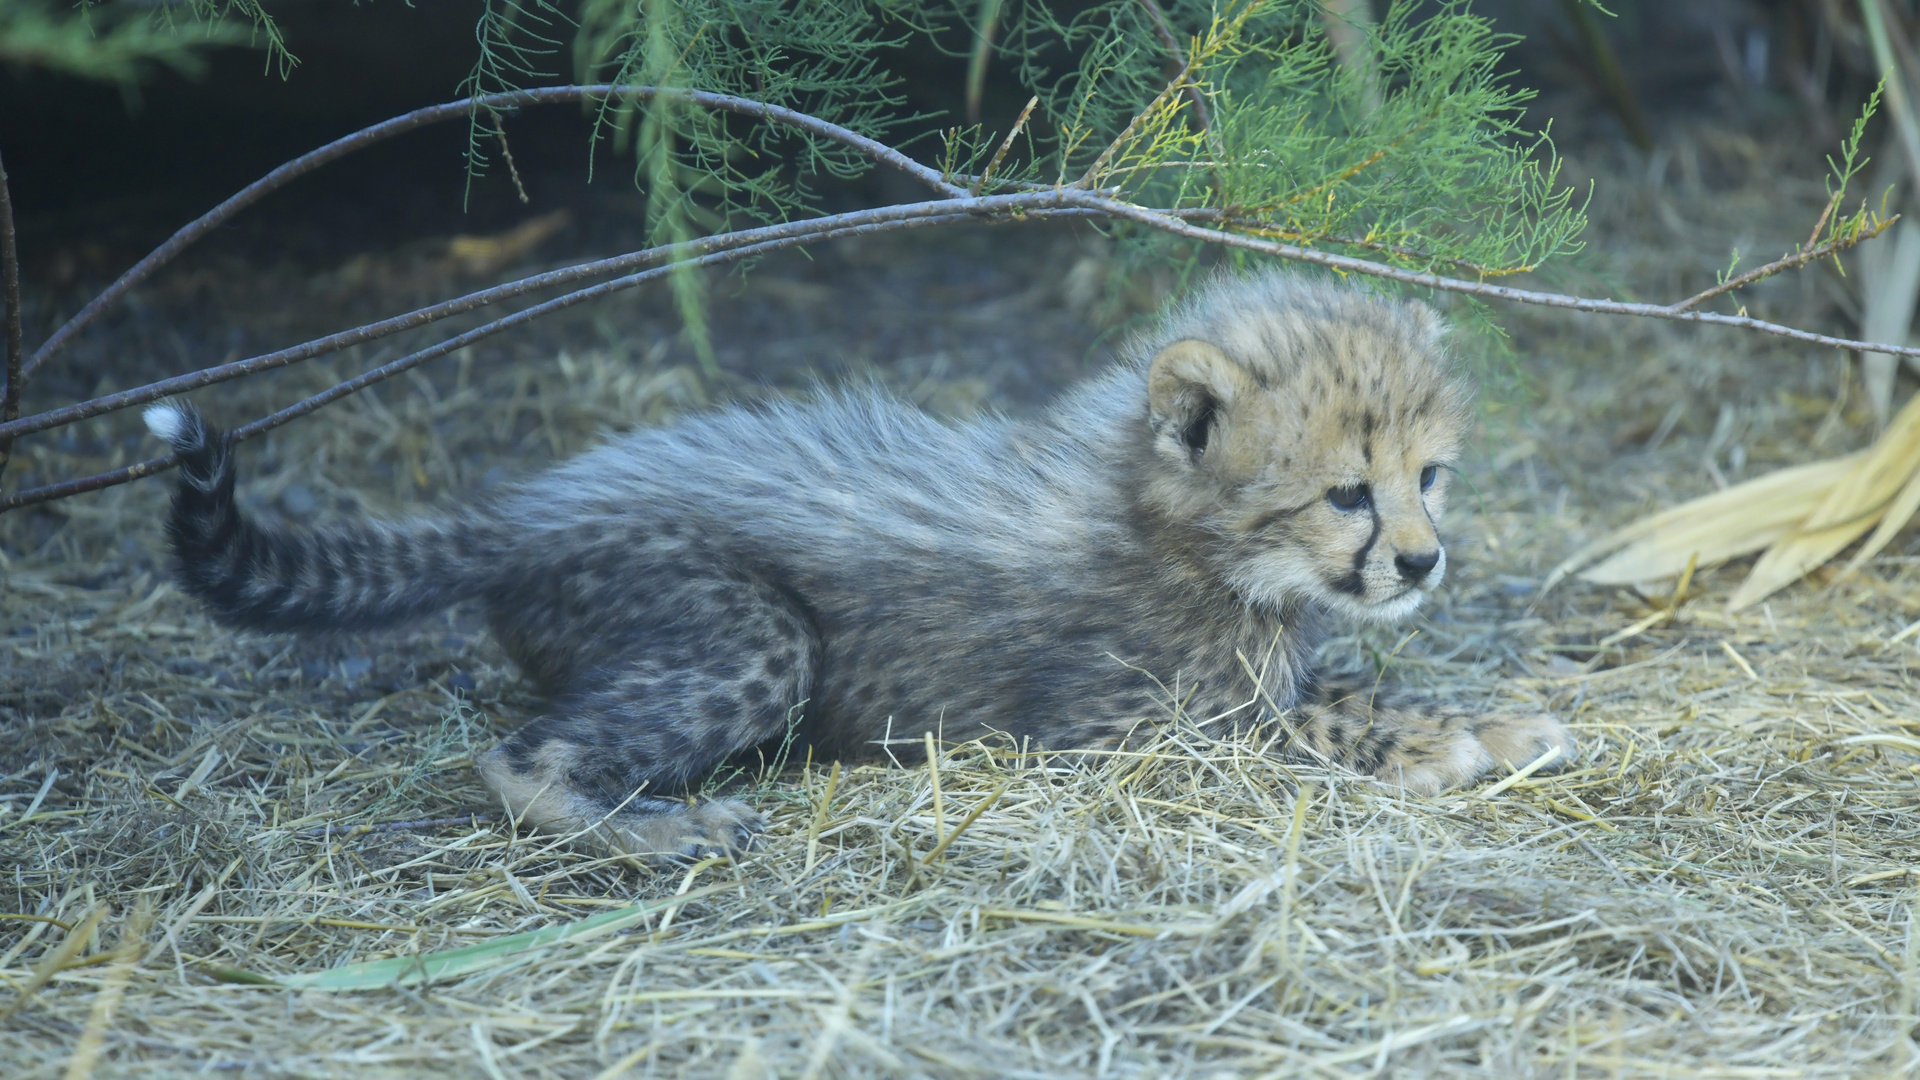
[144,402,488,633]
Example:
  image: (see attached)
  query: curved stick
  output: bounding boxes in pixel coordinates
[23,100,472,383]
[21,84,962,384]
[0,193,1055,445]
[0,208,1086,512]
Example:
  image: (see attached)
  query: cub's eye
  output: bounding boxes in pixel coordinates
[1327,484,1371,511]
[1420,464,1440,491]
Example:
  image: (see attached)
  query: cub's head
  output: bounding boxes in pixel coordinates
[1136,273,1472,624]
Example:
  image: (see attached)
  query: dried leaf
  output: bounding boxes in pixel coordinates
[1802,387,1920,530]
[1727,513,1883,611]
[1553,453,1863,588]
[448,210,572,276]
[1840,443,1920,579]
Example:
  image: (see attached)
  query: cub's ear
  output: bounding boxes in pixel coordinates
[1403,299,1447,350]
[1146,339,1256,465]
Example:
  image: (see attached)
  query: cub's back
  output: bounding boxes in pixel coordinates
[506,379,1144,582]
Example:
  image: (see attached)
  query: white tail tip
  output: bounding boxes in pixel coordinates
[143,402,189,443]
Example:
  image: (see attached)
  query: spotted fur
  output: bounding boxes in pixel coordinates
[147,272,1573,862]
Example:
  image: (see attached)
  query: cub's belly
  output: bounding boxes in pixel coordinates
[799,611,1177,756]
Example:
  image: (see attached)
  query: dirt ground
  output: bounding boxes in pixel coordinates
[5,99,1920,1077]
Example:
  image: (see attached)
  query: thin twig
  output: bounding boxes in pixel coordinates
[1077,61,1196,190]
[1803,195,1838,256]
[970,96,1038,196]
[1137,0,1213,133]
[22,103,468,384]
[0,197,1087,446]
[1137,0,1227,204]
[0,207,1088,512]
[20,84,964,385]
[0,148,20,486]
[1670,214,1896,313]
[1059,188,1920,359]
[493,111,530,205]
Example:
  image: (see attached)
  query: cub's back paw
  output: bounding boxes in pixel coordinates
[596,798,766,866]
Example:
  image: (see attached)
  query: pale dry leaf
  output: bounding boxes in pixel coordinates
[1801,386,1920,531]
[1559,453,1863,587]
[1728,513,1883,610]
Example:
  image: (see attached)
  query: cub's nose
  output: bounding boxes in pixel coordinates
[1394,550,1440,583]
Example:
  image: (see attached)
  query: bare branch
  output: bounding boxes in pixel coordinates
[1803,195,1838,255]
[1669,215,1896,314]
[492,111,530,205]
[0,197,1077,446]
[0,208,1091,512]
[21,84,966,384]
[23,102,470,384]
[971,96,1038,196]
[1059,190,1920,360]
[1136,0,1213,133]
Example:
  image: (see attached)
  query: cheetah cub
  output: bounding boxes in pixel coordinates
[146,271,1573,861]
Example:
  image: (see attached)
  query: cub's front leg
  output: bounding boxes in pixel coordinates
[1289,677,1576,795]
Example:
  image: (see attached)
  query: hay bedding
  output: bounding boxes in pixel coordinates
[5,138,1920,1078]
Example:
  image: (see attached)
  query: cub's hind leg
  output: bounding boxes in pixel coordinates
[1289,677,1575,795]
[477,571,818,863]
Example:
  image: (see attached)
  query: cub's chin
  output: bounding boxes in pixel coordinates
[1320,587,1431,627]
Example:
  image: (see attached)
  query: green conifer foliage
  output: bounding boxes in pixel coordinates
[0,0,287,86]
[2,1,1583,289]
[461,1,1585,288]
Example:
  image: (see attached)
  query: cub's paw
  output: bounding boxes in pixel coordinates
[1369,726,1494,796]
[1471,713,1578,776]
[599,798,766,865]
[1367,713,1576,796]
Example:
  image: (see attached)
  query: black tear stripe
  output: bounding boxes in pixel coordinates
[1334,506,1381,596]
